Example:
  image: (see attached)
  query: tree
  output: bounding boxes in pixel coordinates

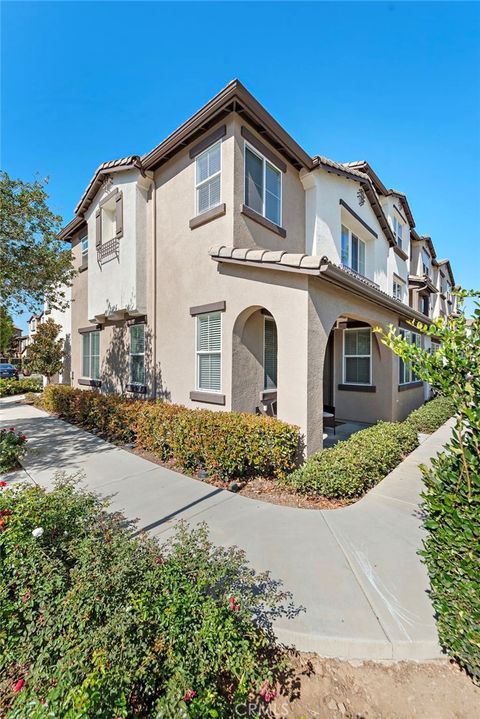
[0,171,75,313]
[377,291,480,679]
[25,318,64,383]
[0,307,15,358]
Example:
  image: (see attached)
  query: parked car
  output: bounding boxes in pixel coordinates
[0,363,19,380]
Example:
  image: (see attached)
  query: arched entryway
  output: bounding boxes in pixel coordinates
[231,306,278,416]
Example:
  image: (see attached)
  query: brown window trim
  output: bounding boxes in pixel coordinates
[78,325,102,334]
[393,203,408,225]
[393,245,409,261]
[337,383,376,393]
[241,126,287,173]
[190,390,225,405]
[189,125,226,159]
[99,187,119,207]
[398,380,423,392]
[79,260,89,273]
[241,204,286,238]
[78,378,102,388]
[339,199,378,239]
[190,300,225,317]
[126,383,147,394]
[126,316,147,326]
[189,203,226,230]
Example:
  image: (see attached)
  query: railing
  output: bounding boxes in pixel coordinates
[97,237,119,264]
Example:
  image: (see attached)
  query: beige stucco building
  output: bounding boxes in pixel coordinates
[58,80,457,455]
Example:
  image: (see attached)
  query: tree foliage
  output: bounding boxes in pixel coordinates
[0,307,15,357]
[378,291,480,679]
[25,318,64,382]
[0,171,75,313]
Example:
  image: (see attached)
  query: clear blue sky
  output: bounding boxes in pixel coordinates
[2,1,479,330]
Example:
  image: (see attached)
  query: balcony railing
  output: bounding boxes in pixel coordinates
[97,237,119,264]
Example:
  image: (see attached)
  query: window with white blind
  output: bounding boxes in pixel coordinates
[82,331,100,380]
[343,328,371,385]
[196,141,221,215]
[422,248,431,276]
[393,216,403,249]
[81,234,88,259]
[263,317,278,390]
[130,324,145,386]
[341,225,366,276]
[393,276,405,302]
[244,144,282,225]
[196,312,221,392]
[399,329,420,384]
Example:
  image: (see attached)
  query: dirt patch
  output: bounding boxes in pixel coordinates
[274,653,479,718]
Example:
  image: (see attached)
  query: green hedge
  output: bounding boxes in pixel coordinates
[38,385,300,481]
[405,395,455,434]
[0,378,42,398]
[282,421,419,499]
[0,479,283,717]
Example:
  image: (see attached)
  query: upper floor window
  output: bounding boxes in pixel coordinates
[422,248,431,276]
[130,324,145,386]
[393,216,403,249]
[420,294,430,317]
[196,311,221,392]
[80,234,88,259]
[82,331,100,380]
[393,276,405,302]
[96,190,123,247]
[343,327,371,385]
[244,145,281,226]
[196,141,221,215]
[341,225,366,276]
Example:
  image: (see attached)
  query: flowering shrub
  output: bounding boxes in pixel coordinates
[0,428,27,473]
[0,479,286,717]
[36,385,300,481]
[0,379,42,398]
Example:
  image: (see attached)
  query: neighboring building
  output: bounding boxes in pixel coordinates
[58,80,458,455]
[44,286,72,385]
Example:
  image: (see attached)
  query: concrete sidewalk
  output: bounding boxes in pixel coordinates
[0,395,452,661]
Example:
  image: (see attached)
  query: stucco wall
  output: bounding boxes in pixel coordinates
[70,232,89,387]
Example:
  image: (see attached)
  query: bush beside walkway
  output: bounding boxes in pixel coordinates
[0,378,42,398]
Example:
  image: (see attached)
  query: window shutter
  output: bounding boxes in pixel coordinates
[115,192,123,239]
[95,209,102,247]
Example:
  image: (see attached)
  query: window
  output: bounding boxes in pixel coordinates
[343,328,371,385]
[82,331,100,380]
[340,225,366,276]
[422,248,431,276]
[196,141,221,215]
[130,324,145,386]
[245,145,281,225]
[264,317,278,390]
[421,294,430,317]
[196,312,221,392]
[393,216,403,249]
[81,235,88,259]
[399,329,420,384]
[393,276,405,302]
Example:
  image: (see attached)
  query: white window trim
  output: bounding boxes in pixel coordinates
[392,215,403,249]
[263,315,277,391]
[195,312,222,393]
[82,331,100,380]
[129,324,145,386]
[80,234,88,258]
[342,327,372,386]
[393,274,406,303]
[244,141,283,226]
[341,225,367,277]
[399,329,421,385]
[195,140,222,216]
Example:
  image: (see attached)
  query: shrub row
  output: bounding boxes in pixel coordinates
[0,378,42,398]
[38,385,300,481]
[282,421,419,499]
[405,395,455,434]
[0,479,283,716]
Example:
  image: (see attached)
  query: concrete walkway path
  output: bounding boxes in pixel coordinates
[0,396,452,661]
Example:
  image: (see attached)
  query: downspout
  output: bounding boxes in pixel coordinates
[144,171,157,397]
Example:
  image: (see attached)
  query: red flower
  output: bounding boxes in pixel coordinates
[13,679,25,692]
[229,596,240,612]
[0,481,7,488]
[21,435,27,441]
[182,689,197,702]
[0,509,11,517]
[9,427,15,432]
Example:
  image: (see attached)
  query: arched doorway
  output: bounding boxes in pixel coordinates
[231,306,278,416]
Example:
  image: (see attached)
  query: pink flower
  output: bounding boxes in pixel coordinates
[0,481,7,488]
[22,590,30,603]
[21,435,27,441]
[182,689,197,702]
[13,679,25,692]
[259,680,276,703]
[9,427,15,432]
